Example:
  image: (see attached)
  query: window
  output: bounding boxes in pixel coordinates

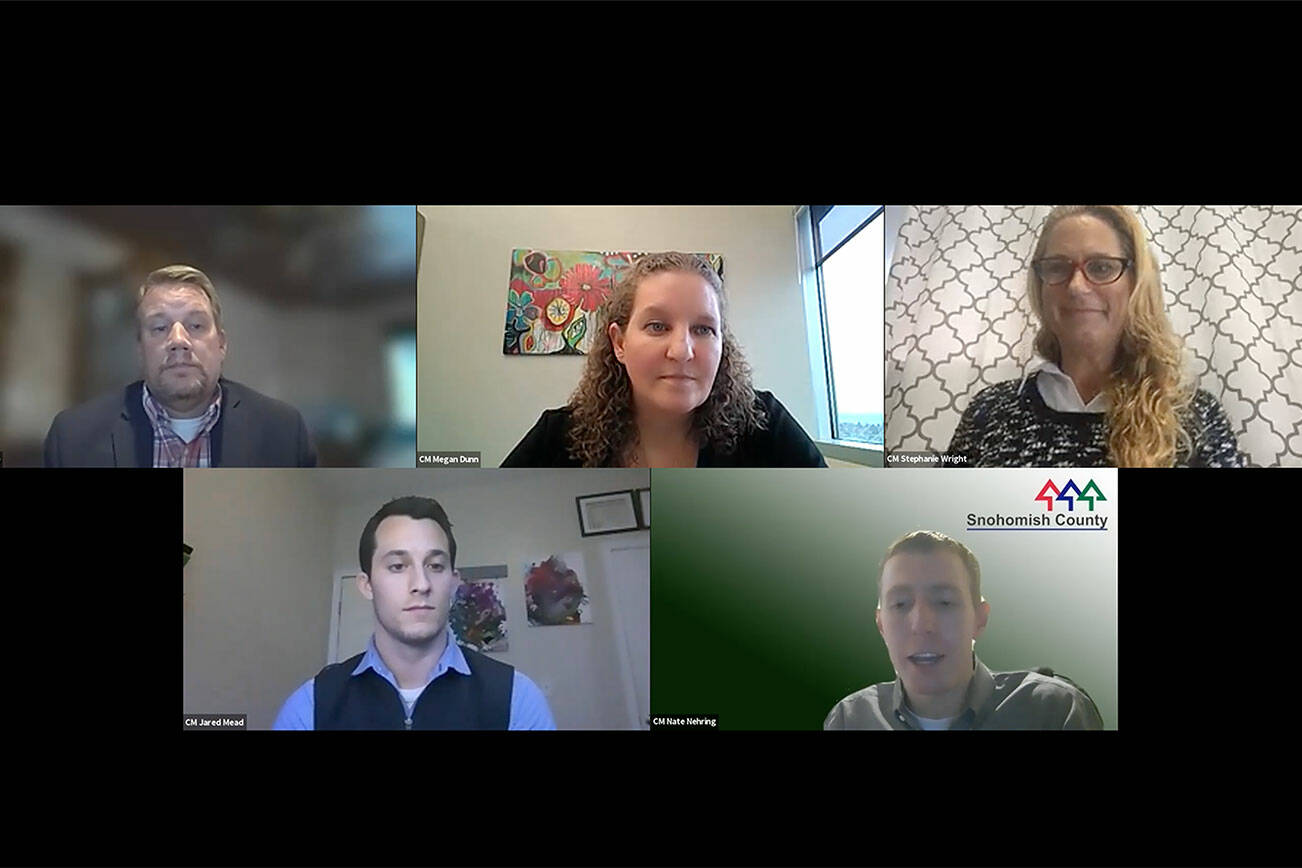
[797,206,885,461]
[386,326,417,429]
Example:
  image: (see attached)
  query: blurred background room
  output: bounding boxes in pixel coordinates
[0,205,416,467]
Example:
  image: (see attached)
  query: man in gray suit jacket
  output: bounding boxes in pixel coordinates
[43,265,316,468]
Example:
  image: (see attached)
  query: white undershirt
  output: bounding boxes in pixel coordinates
[168,415,207,443]
[907,709,957,731]
[396,686,426,717]
[1033,361,1111,413]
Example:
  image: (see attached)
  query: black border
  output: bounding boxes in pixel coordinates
[3,463,1295,865]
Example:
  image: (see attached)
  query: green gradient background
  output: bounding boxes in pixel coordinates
[651,468,1118,730]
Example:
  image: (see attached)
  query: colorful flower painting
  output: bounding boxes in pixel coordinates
[523,552,591,626]
[504,249,724,355]
[450,579,509,652]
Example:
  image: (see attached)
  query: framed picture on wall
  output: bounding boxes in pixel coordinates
[504,249,724,356]
[634,487,650,528]
[576,490,639,537]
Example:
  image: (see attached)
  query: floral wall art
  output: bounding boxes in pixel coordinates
[450,578,510,653]
[523,552,591,626]
[504,249,724,355]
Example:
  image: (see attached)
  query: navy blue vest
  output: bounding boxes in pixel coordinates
[313,645,514,730]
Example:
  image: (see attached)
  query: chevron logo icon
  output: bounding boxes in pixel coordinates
[1035,478,1107,512]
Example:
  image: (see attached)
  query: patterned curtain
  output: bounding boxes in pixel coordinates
[885,206,1302,467]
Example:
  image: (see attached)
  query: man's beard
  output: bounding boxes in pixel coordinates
[154,367,211,403]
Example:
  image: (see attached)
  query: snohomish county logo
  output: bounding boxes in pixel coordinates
[967,478,1110,531]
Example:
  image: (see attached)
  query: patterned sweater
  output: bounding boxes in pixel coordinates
[945,372,1245,468]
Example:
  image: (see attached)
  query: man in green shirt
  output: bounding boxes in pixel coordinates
[824,530,1103,731]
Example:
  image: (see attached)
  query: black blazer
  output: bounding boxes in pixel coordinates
[501,390,827,468]
[43,378,317,468]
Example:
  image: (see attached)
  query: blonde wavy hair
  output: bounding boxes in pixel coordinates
[566,252,765,466]
[1028,205,1193,467]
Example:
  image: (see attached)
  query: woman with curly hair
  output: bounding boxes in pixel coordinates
[946,205,1244,467]
[502,252,826,467]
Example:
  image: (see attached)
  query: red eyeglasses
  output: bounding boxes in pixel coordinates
[1032,257,1132,286]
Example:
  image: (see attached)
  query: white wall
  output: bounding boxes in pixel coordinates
[182,468,335,730]
[417,205,816,464]
[182,467,649,730]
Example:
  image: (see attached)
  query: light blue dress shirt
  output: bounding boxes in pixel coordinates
[273,634,556,730]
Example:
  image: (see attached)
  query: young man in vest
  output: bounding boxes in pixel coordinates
[824,530,1103,730]
[274,496,555,730]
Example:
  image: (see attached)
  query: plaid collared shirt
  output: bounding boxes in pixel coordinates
[141,383,223,468]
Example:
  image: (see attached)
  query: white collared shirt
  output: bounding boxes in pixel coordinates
[1030,361,1110,413]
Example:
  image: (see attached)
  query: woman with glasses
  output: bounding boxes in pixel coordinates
[946,205,1244,467]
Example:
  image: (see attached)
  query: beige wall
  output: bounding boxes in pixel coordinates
[183,469,334,730]
[417,205,816,464]
[183,467,648,730]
